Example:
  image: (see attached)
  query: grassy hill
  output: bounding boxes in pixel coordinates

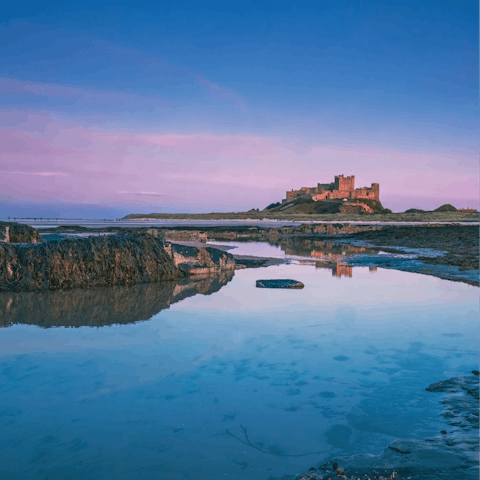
[264,198,387,215]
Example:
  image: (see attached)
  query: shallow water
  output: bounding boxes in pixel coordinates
[0,262,478,480]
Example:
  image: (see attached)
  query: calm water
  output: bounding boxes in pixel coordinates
[0,255,478,479]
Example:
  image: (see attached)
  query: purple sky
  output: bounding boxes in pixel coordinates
[0,1,478,217]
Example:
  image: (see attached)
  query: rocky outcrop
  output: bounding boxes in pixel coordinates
[38,223,383,243]
[0,271,234,328]
[296,223,381,236]
[0,234,236,292]
[164,230,208,242]
[0,221,42,243]
[0,225,8,243]
[165,242,236,275]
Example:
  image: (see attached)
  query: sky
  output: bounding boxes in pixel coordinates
[0,0,478,217]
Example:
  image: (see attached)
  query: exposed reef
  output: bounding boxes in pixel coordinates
[166,242,236,275]
[7,222,479,287]
[0,271,234,328]
[0,233,236,292]
[0,221,42,243]
[38,223,380,242]
[162,224,479,285]
[336,225,479,272]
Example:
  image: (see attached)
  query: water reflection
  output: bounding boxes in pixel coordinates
[279,240,377,278]
[0,271,234,328]
[280,239,376,262]
[0,264,477,480]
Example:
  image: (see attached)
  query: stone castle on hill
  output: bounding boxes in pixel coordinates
[284,174,379,203]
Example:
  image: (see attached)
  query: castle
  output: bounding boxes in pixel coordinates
[284,175,379,203]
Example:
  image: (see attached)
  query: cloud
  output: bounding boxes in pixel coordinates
[0,77,177,113]
[0,108,476,210]
[118,191,165,197]
[0,24,248,114]
[195,76,246,106]
[5,171,70,176]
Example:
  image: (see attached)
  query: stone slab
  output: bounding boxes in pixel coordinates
[255,279,304,289]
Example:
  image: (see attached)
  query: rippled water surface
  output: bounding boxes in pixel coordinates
[0,258,478,480]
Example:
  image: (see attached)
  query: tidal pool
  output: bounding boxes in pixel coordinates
[0,262,478,480]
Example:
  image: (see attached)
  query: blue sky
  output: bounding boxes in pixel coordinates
[0,0,477,217]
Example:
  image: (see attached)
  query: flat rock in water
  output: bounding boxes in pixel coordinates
[256,279,304,289]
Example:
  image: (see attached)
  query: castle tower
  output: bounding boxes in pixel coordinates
[334,175,355,197]
[370,183,380,201]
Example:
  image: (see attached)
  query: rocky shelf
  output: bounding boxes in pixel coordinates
[0,222,238,292]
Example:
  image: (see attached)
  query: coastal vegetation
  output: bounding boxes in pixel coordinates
[122,209,477,222]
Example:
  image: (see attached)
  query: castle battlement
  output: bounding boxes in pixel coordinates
[284,175,380,203]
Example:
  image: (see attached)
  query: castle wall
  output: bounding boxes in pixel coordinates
[351,183,380,201]
[285,176,379,203]
[312,191,332,201]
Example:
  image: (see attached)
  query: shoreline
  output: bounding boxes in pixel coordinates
[296,372,479,480]
[1,222,478,290]
[14,222,479,287]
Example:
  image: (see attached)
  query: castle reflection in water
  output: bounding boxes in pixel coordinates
[280,239,378,278]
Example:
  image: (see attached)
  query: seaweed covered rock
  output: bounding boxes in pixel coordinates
[0,234,181,292]
[0,221,42,244]
[0,234,238,292]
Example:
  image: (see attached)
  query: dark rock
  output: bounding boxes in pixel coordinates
[0,221,42,243]
[0,234,181,292]
[177,262,203,274]
[167,242,236,275]
[425,375,478,394]
[0,231,238,292]
[234,257,270,268]
[255,279,304,289]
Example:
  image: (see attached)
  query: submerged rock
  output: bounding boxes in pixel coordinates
[296,372,479,480]
[255,279,304,289]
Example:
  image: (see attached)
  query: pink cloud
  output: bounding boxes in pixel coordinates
[0,108,476,210]
[118,191,165,197]
[5,171,70,176]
